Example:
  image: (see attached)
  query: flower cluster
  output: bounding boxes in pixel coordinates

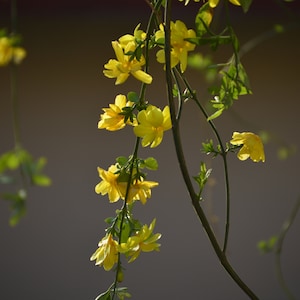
[103,25,152,85]
[0,34,26,66]
[93,3,265,298]
[95,164,159,205]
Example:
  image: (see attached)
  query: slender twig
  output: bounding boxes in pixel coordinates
[178,72,231,253]
[163,1,258,298]
[274,197,300,300]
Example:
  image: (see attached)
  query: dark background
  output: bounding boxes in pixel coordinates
[1,1,300,299]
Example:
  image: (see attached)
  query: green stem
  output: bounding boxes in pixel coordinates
[178,72,231,253]
[164,1,258,299]
[112,137,141,299]
[274,197,300,300]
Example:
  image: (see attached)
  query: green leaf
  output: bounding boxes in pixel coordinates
[207,107,224,121]
[116,156,128,167]
[257,236,278,254]
[195,3,213,36]
[32,174,52,186]
[127,92,139,103]
[143,157,158,170]
[3,189,27,227]
[95,290,111,300]
[238,0,253,13]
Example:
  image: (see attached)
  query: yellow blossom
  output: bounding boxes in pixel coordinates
[155,20,196,72]
[118,178,159,205]
[90,233,119,271]
[119,219,161,262]
[118,24,147,50]
[209,0,241,8]
[98,94,135,131]
[0,37,26,66]
[230,132,265,162]
[95,165,121,202]
[95,165,158,204]
[133,105,172,148]
[103,41,152,85]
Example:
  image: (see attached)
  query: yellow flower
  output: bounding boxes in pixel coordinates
[98,94,135,131]
[118,178,159,205]
[209,0,241,8]
[103,41,152,85]
[118,24,147,50]
[230,132,265,162]
[133,105,172,148]
[95,165,158,204]
[0,37,26,66]
[119,219,161,262]
[95,165,121,202]
[155,20,196,72]
[90,233,119,271]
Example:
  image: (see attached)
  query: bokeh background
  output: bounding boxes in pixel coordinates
[1,1,300,299]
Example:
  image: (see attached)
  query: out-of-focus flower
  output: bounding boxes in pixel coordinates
[98,94,135,131]
[230,132,265,162]
[208,0,241,8]
[90,233,119,271]
[155,20,196,72]
[119,219,161,262]
[133,105,172,148]
[103,41,152,85]
[0,36,26,66]
[95,165,121,202]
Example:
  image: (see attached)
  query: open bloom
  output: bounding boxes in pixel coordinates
[95,165,121,202]
[155,20,196,72]
[95,165,158,204]
[0,37,26,66]
[118,24,147,50]
[90,233,119,271]
[118,178,159,205]
[103,41,152,85]
[230,132,265,162]
[133,105,172,148]
[119,219,161,262]
[98,94,135,131]
[208,0,241,8]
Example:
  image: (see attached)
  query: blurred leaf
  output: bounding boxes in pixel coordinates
[195,3,213,36]
[257,236,278,254]
[32,174,52,186]
[239,0,253,13]
[3,189,27,227]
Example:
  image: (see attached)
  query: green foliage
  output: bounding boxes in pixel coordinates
[95,287,131,300]
[193,162,212,200]
[195,3,213,37]
[0,147,51,226]
[239,0,253,13]
[257,236,278,254]
[208,60,252,121]
[3,189,27,226]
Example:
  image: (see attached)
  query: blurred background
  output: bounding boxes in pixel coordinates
[1,1,300,299]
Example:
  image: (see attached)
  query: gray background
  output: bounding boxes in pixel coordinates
[1,1,300,299]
